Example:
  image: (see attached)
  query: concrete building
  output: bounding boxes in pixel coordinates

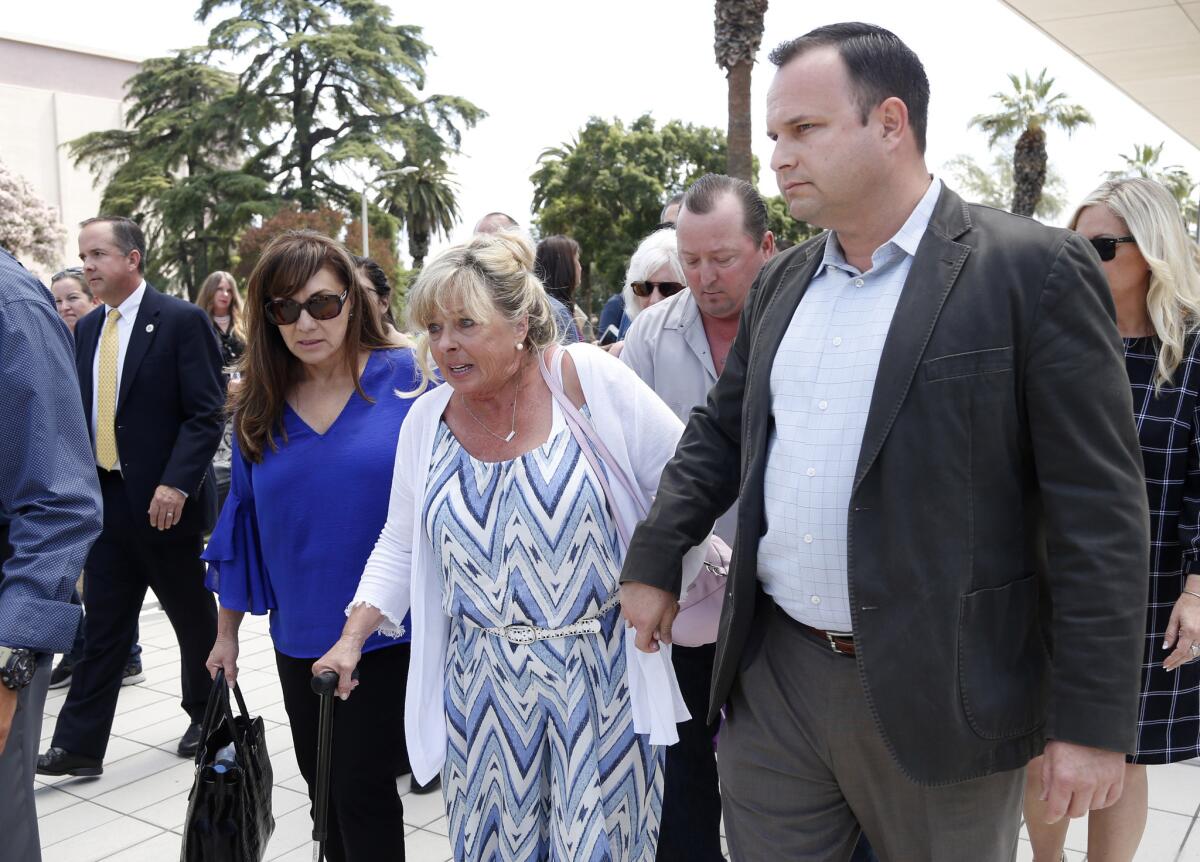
[0,33,139,276]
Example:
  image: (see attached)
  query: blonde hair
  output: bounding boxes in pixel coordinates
[196,270,246,341]
[1070,177,1200,390]
[405,231,559,388]
[622,228,686,321]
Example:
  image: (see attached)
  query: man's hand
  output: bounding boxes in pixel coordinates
[620,581,678,653]
[1038,740,1126,823]
[0,685,17,757]
[148,485,186,531]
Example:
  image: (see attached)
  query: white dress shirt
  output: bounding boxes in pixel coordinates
[91,280,146,469]
[759,179,941,632]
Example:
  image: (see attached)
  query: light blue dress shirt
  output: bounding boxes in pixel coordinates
[759,178,942,632]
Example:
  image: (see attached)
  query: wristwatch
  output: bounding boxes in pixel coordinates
[0,647,36,690]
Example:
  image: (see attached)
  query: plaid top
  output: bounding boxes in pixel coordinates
[1126,333,1200,763]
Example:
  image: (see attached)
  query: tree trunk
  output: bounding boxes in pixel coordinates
[727,61,753,182]
[1011,126,1046,218]
[408,229,429,271]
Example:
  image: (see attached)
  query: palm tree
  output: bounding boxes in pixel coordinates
[944,150,1068,220]
[381,163,460,271]
[970,70,1093,217]
[714,0,768,183]
[1105,143,1198,231]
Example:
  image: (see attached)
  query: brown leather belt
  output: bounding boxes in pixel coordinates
[775,605,856,657]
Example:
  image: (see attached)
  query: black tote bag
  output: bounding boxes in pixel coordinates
[180,669,275,862]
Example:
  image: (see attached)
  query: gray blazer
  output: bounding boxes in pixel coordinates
[620,185,1150,785]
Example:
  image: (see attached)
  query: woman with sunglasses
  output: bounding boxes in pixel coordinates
[49,267,100,332]
[314,232,704,861]
[203,230,425,862]
[1024,177,1200,862]
[604,228,688,358]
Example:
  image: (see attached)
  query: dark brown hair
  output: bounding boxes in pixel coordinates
[230,230,391,462]
[534,235,581,307]
[683,174,769,243]
[769,22,930,154]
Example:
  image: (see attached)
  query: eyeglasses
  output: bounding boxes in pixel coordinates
[630,281,686,298]
[1088,236,1136,262]
[263,290,349,326]
[52,267,84,281]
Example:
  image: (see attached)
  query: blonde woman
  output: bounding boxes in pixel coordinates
[316,233,704,861]
[196,270,246,369]
[1025,177,1200,862]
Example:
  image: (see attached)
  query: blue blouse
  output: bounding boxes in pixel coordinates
[203,348,425,658]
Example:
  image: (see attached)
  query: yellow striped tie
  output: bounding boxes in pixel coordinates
[95,308,121,470]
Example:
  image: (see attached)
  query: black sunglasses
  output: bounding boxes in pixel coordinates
[53,267,84,280]
[630,280,686,298]
[263,290,349,326]
[1088,236,1136,262]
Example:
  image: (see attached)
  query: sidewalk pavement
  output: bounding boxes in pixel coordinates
[33,598,1200,861]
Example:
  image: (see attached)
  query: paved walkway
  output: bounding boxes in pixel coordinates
[33,600,1200,860]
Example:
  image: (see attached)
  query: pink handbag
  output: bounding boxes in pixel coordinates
[539,348,728,647]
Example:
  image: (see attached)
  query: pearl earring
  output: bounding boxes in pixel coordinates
[516,342,525,351]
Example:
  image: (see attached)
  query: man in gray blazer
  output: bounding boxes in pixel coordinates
[620,23,1149,861]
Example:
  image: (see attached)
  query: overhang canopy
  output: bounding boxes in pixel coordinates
[1001,1,1200,148]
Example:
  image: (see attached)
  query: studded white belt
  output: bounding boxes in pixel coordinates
[481,594,621,645]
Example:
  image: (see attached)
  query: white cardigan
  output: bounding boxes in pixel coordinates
[350,343,703,783]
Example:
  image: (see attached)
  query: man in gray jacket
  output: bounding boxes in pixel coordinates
[622,174,774,860]
[620,23,1149,861]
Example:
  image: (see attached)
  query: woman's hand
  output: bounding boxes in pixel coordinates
[313,636,364,700]
[1162,577,1200,671]
[206,634,240,686]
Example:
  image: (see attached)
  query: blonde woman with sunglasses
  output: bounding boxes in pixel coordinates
[1025,177,1200,862]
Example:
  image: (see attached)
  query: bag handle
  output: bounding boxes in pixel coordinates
[537,347,647,548]
[195,668,252,766]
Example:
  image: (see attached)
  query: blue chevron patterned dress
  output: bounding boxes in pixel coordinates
[423,404,664,862]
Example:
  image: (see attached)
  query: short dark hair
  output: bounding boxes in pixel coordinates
[534,235,581,307]
[353,255,397,328]
[682,174,769,244]
[660,193,685,223]
[79,216,147,273]
[769,23,930,154]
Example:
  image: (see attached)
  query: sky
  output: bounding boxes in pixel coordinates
[4,0,1200,262]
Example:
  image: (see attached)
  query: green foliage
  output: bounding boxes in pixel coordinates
[530,115,728,311]
[764,195,821,250]
[1105,143,1199,231]
[969,70,1093,147]
[379,162,459,270]
[198,0,484,212]
[68,51,271,297]
[944,151,1068,220]
[969,68,1092,217]
[233,204,399,284]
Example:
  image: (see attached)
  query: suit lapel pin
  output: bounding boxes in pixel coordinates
[146,324,155,333]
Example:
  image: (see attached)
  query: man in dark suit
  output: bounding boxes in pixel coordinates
[620,24,1149,861]
[38,216,223,776]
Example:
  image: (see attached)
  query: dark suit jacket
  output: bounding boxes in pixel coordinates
[75,284,225,538]
[621,185,1150,785]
